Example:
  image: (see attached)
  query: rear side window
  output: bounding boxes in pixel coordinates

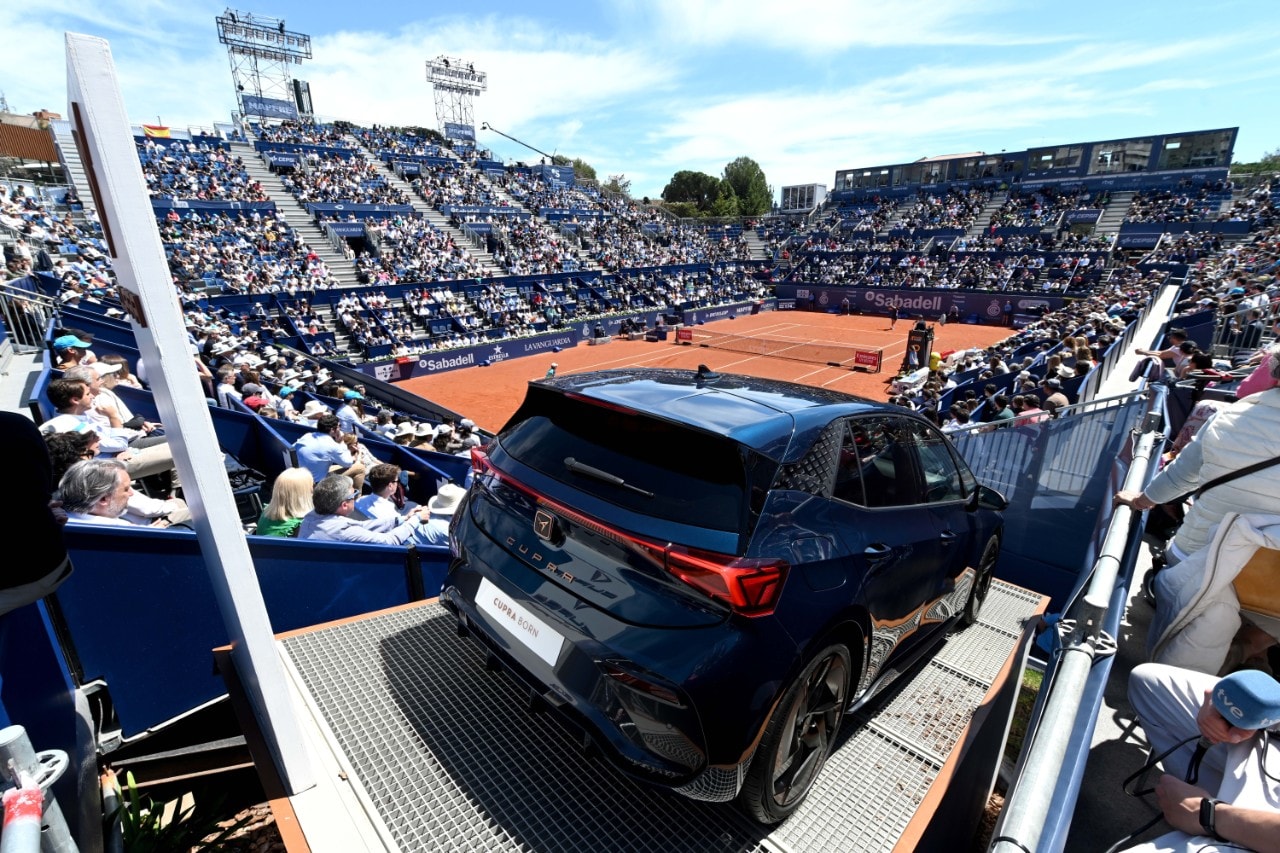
[908,421,967,503]
[852,417,921,507]
[834,416,921,508]
[499,392,755,533]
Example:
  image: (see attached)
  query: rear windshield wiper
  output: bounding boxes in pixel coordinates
[564,457,655,498]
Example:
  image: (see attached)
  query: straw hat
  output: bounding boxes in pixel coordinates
[299,400,329,419]
[427,483,467,516]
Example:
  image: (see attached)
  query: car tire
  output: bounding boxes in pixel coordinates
[962,536,1000,627]
[739,644,852,825]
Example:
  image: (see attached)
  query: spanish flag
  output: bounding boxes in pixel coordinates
[142,124,171,138]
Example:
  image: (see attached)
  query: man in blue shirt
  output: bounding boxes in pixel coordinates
[292,413,366,492]
[298,474,429,544]
[335,389,364,434]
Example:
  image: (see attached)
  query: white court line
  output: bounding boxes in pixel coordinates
[570,321,911,387]
[570,340,776,375]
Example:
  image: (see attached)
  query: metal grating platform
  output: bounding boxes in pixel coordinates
[280,581,1044,852]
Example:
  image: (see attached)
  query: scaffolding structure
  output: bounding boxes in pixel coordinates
[425,56,486,142]
[216,9,313,122]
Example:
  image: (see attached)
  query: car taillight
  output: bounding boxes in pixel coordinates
[470,455,786,616]
[664,546,788,617]
[470,446,493,475]
[471,447,541,503]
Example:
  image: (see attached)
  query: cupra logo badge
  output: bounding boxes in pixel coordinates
[533,509,558,542]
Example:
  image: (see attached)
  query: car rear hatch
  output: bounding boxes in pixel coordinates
[465,384,784,628]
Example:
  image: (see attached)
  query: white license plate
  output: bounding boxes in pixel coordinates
[477,578,565,667]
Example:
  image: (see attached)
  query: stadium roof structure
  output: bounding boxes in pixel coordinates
[916,152,986,163]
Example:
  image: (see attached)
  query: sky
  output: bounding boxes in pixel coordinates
[2,1,1278,200]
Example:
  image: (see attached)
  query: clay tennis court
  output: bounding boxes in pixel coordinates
[401,310,1015,432]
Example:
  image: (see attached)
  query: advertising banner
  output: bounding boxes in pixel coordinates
[1116,234,1163,249]
[1019,167,1228,193]
[778,286,1065,320]
[1065,209,1103,223]
[325,222,367,238]
[444,122,476,142]
[681,301,761,325]
[150,199,276,213]
[854,350,881,371]
[441,204,530,219]
[357,329,580,381]
[306,203,415,219]
[241,94,299,121]
[254,140,355,159]
[536,164,575,186]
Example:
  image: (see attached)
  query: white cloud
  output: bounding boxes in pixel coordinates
[616,0,1069,50]
[2,2,1275,198]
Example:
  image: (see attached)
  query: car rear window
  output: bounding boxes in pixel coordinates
[499,391,755,533]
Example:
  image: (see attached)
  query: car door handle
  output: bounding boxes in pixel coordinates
[940,530,958,545]
[864,543,893,560]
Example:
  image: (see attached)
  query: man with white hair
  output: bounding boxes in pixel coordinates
[298,474,429,544]
[60,459,172,528]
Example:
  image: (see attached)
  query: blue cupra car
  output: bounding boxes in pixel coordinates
[442,367,1006,823]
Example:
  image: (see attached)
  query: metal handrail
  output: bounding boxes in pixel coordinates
[1079,278,1181,402]
[0,278,57,353]
[990,386,1165,853]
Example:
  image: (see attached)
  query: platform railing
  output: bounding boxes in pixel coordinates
[0,278,56,353]
[1079,279,1180,402]
[989,384,1167,853]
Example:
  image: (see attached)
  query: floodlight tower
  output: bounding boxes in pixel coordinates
[425,56,486,142]
[217,9,313,122]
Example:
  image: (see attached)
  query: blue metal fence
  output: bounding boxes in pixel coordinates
[948,391,1150,609]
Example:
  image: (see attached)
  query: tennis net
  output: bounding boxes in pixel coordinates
[683,329,883,372]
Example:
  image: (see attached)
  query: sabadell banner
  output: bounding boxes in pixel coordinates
[358,300,774,381]
[772,285,1067,320]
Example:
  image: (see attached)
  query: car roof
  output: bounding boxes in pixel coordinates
[544,368,888,451]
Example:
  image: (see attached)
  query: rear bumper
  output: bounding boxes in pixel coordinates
[441,558,763,802]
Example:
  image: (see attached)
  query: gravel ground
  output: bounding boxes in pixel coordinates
[202,803,285,852]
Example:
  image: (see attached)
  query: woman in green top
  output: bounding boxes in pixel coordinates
[256,467,314,537]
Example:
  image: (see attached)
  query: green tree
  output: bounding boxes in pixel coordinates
[602,174,631,196]
[710,183,741,217]
[664,201,702,218]
[568,157,596,181]
[662,170,721,210]
[721,156,772,216]
[1231,148,1280,176]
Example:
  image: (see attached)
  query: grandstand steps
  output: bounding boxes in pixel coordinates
[49,120,97,221]
[311,303,354,355]
[1221,189,1247,216]
[743,228,771,261]
[966,196,1009,239]
[1094,190,1135,235]
[231,142,362,290]
[877,197,918,236]
[341,133,506,278]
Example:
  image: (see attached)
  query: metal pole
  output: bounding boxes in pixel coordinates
[478,122,555,162]
[990,394,1163,853]
[1,785,44,853]
[0,726,77,853]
